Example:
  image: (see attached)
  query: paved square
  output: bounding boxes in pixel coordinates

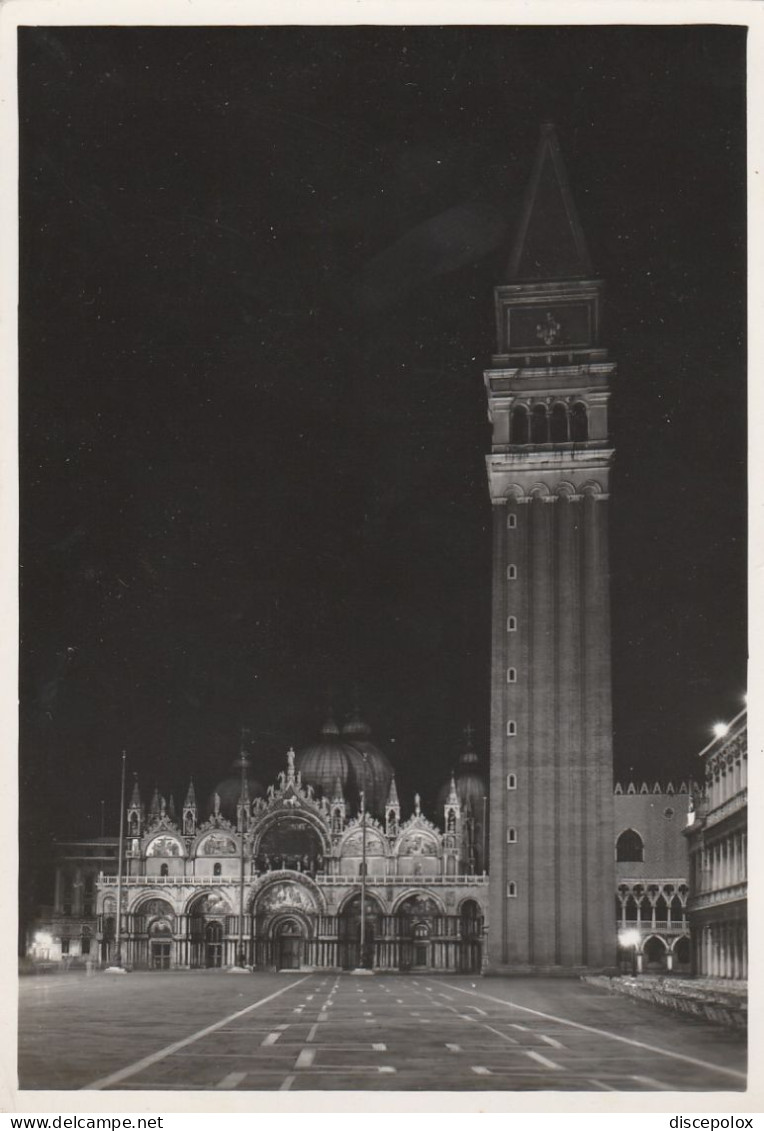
[18,972,746,1092]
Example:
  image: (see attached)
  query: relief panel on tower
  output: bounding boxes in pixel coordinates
[507,303,592,351]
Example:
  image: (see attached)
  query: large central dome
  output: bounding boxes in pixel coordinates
[297,710,393,818]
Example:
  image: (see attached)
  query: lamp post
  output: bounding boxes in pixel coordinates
[113,751,126,970]
[235,749,250,968]
[619,928,640,976]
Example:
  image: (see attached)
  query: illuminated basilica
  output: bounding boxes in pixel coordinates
[94,716,488,972]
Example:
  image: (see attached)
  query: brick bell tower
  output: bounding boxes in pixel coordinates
[485,124,615,971]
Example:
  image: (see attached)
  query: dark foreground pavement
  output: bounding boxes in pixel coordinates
[18,971,747,1092]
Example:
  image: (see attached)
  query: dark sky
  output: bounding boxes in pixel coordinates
[19,25,746,899]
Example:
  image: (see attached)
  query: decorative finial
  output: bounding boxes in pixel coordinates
[414,792,421,816]
[286,746,296,782]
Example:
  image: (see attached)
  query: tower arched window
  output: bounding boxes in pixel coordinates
[506,720,516,736]
[507,564,517,580]
[507,882,517,897]
[550,403,569,443]
[507,667,517,683]
[507,616,517,632]
[510,406,528,445]
[616,828,644,863]
[571,402,588,442]
[507,512,517,529]
[507,773,517,790]
[507,827,517,843]
[531,404,548,444]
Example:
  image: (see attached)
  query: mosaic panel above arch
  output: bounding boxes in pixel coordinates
[187,891,232,916]
[196,832,238,856]
[397,830,439,856]
[146,834,185,858]
[255,880,319,917]
[340,826,387,856]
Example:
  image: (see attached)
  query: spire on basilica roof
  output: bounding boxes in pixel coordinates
[148,786,160,822]
[507,122,593,283]
[168,794,176,820]
[129,775,142,809]
[184,779,196,808]
[386,775,400,807]
[331,776,344,803]
[446,774,459,807]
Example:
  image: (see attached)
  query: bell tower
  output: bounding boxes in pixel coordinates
[485,124,615,971]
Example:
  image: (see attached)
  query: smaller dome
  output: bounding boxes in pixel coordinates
[206,759,264,821]
[436,727,488,846]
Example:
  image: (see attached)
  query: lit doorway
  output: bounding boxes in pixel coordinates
[275,918,303,970]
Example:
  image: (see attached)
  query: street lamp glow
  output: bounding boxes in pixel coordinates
[618,928,640,949]
[713,722,729,739]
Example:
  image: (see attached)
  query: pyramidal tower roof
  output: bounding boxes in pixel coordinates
[507,123,593,282]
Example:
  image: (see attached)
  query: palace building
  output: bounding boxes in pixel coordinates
[684,708,747,980]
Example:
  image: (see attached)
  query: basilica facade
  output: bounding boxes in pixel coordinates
[94,729,487,973]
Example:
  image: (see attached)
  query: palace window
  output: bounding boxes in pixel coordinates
[507,564,517,580]
[571,402,589,442]
[61,939,69,955]
[510,406,528,445]
[507,773,517,790]
[507,616,517,632]
[531,405,548,444]
[550,403,569,443]
[506,721,516,736]
[507,667,517,683]
[213,862,222,877]
[507,828,517,843]
[616,828,644,863]
[160,863,169,877]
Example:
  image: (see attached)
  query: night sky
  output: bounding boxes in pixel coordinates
[19,26,746,907]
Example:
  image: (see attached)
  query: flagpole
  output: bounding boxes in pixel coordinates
[359,752,368,968]
[114,751,126,968]
[236,749,249,968]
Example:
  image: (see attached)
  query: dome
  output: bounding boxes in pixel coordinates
[341,710,394,819]
[436,728,488,817]
[206,760,264,821]
[296,714,361,805]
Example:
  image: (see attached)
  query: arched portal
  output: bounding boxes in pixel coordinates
[338,893,383,970]
[274,916,305,971]
[205,920,223,968]
[643,935,668,972]
[149,919,173,969]
[459,899,483,974]
[395,894,442,971]
[187,891,232,969]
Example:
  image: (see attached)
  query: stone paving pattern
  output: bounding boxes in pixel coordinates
[18,972,747,1092]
